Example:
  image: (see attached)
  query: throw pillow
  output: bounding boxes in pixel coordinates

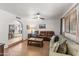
[54,35,59,42]
[51,42,59,52]
[57,40,68,54]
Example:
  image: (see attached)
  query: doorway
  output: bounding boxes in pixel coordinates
[8,20,23,47]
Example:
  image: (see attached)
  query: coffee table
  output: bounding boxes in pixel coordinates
[27,38,43,47]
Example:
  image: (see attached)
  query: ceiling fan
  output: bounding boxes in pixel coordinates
[32,12,45,20]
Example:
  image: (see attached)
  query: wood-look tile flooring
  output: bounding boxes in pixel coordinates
[8,37,22,45]
[4,40,49,56]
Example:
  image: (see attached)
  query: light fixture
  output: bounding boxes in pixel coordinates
[33,12,45,20]
[37,13,40,18]
[36,13,40,19]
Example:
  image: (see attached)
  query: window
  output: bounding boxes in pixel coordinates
[64,9,77,35]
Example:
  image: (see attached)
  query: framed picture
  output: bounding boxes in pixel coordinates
[39,24,46,29]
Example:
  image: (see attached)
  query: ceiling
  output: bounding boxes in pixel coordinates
[0,3,73,19]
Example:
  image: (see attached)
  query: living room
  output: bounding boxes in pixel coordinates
[0,2,79,56]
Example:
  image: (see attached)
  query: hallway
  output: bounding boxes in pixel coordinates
[4,40,49,56]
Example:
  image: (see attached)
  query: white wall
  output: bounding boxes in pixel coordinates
[0,9,60,48]
[0,9,16,48]
[22,17,60,38]
[0,9,25,48]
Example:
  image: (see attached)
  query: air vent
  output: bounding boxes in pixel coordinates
[16,16,21,19]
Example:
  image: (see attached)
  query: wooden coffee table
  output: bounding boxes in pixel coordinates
[27,38,43,47]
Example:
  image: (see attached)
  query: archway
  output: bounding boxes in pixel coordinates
[8,20,23,47]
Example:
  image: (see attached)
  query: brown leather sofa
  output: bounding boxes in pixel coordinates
[38,31,54,41]
[28,31,54,41]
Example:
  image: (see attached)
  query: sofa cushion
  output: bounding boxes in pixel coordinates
[59,35,67,44]
[59,36,79,56]
[67,40,79,56]
[53,42,59,52]
[49,35,79,56]
[50,36,55,47]
[49,42,59,55]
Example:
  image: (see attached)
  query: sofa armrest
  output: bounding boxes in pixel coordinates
[49,52,70,56]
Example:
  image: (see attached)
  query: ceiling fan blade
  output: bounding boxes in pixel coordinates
[40,18,45,20]
[32,16,38,19]
[32,12,45,20]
